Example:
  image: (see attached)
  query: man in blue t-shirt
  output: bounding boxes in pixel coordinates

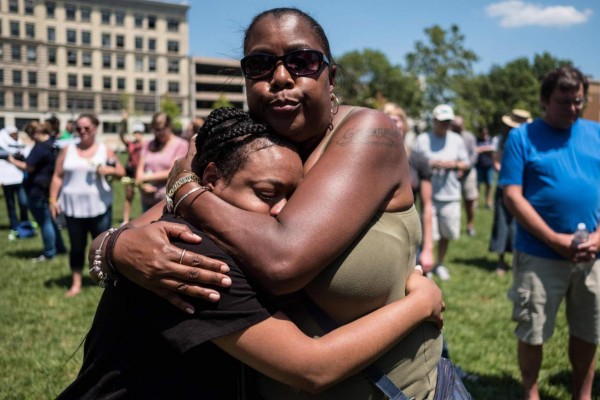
[499,66,600,400]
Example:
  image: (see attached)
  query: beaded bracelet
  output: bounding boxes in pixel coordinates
[89,228,116,288]
[105,224,132,284]
[173,186,209,216]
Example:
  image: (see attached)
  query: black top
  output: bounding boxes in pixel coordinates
[408,150,433,201]
[24,138,58,200]
[57,214,273,399]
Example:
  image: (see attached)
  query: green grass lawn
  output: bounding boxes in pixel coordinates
[0,179,598,399]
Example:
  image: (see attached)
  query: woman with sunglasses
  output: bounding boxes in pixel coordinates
[49,114,125,297]
[95,8,444,399]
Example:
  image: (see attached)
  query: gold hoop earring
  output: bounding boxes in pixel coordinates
[331,93,340,115]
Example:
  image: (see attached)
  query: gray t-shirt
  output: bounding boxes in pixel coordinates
[412,131,468,201]
[458,130,478,167]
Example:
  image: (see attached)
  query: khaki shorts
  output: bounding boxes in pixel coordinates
[432,200,461,241]
[461,168,478,201]
[508,251,600,345]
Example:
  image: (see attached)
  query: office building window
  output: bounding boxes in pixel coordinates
[48,94,59,109]
[24,0,35,15]
[135,57,144,72]
[134,14,144,28]
[67,29,76,44]
[49,72,57,87]
[25,24,35,39]
[11,44,21,61]
[27,46,36,62]
[168,81,179,94]
[167,19,180,32]
[117,78,125,90]
[101,10,111,25]
[0,92,4,108]
[82,51,91,67]
[103,76,112,90]
[68,74,77,89]
[168,59,179,73]
[46,2,55,18]
[115,11,125,26]
[136,79,143,92]
[148,57,156,72]
[48,47,56,64]
[148,15,156,29]
[65,4,76,20]
[67,50,77,66]
[10,21,19,37]
[149,79,156,93]
[29,93,38,109]
[47,27,56,42]
[167,41,179,53]
[81,6,91,22]
[0,69,3,84]
[116,35,124,49]
[13,70,22,85]
[28,71,36,85]
[83,75,92,89]
[9,0,19,13]
[102,33,110,48]
[81,31,91,46]
[116,55,125,69]
[102,53,111,68]
[135,37,143,50]
[148,38,156,52]
[14,92,23,107]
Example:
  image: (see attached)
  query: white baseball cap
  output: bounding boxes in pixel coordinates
[432,104,455,122]
[132,123,145,133]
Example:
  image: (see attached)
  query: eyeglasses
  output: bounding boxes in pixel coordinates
[76,126,93,132]
[241,49,330,80]
[553,97,586,109]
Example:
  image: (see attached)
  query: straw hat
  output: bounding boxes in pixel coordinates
[502,109,532,128]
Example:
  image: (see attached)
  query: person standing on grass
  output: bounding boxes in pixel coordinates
[412,104,470,281]
[475,126,495,210]
[500,66,600,400]
[451,116,479,237]
[119,117,145,224]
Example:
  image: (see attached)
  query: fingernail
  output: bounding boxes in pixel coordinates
[222,277,232,286]
[220,264,230,273]
[208,293,220,301]
[185,307,195,314]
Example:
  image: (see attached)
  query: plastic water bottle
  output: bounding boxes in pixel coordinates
[573,222,590,246]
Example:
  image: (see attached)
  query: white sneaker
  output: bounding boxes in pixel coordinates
[435,265,451,281]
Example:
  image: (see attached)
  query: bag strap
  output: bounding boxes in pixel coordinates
[303,294,412,400]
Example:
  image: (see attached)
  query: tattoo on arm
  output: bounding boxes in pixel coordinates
[335,127,401,148]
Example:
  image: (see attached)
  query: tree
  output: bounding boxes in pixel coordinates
[335,49,422,116]
[160,95,182,130]
[406,25,478,112]
[212,94,234,110]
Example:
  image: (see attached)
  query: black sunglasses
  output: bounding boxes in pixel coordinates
[241,49,330,80]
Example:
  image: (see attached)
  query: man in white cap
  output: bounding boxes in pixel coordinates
[412,104,470,280]
[500,66,600,400]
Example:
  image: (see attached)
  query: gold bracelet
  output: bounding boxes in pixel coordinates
[166,173,202,213]
[166,169,194,193]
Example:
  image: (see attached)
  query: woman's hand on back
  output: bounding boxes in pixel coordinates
[112,221,232,314]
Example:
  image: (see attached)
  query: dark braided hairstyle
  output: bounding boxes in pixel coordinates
[192,107,297,183]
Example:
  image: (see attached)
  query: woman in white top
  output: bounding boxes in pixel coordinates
[50,114,125,297]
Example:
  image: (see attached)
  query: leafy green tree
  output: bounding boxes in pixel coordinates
[335,49,422,116]
[212,94,234,109]
[406,25,478,112]
[160,95,182,130]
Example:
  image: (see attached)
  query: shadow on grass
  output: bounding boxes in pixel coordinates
[452,255,505,273]
[464,372,564,400]
[547,369,600,399]
[44,275,97,290]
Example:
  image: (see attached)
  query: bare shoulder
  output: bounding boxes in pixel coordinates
[331,106,402,149]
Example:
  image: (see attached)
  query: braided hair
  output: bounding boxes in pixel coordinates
[192,107,296,183]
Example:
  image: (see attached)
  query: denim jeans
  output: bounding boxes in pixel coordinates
[28,197,67,258]
[65,207,112,271]
[3,184,29,230]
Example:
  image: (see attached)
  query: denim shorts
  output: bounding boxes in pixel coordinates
[508,251,600,345]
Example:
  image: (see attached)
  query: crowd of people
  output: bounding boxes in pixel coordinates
[1,7,598,399]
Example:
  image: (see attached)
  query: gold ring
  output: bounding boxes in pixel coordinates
[179,249,187,264]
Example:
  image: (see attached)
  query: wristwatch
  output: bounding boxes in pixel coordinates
[166,174,201,213]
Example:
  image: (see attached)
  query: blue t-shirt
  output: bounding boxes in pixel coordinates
[498,118,600,259]
[24,138,58,201]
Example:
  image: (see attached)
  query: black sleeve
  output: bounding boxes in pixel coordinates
[126,214,274,354]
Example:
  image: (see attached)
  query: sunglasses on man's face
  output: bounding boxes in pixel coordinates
[241,49,330,80]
